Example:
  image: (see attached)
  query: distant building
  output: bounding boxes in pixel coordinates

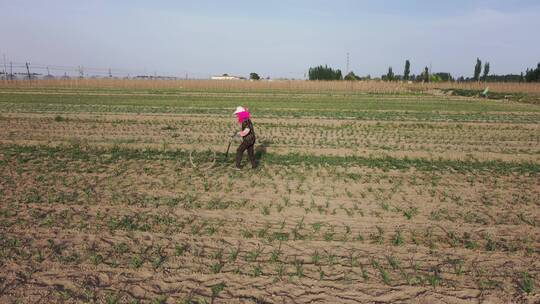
[133,75,177,80]
[211,74,244,80]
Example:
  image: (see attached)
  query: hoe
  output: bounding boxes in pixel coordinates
[225,132,237,159]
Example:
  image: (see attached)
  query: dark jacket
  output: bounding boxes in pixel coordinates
[241,119,256,145]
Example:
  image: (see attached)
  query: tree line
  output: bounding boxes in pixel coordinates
[525,63,540,82]
[307,59,540,82]
[308,65,343,81]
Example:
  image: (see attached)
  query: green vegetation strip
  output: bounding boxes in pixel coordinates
[2,89,540,113]
[444,88,540,105]
[2,144,538,174]
[1,103,539,123]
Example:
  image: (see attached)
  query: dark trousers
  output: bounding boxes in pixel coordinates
[236,141,256,168]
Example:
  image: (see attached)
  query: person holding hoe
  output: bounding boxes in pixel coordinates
[233,106,257,170]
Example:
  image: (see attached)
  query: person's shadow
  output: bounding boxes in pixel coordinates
[255,139,270,165]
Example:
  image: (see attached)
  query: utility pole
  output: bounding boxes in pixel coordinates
[2,54,7,81]
[25,62,31,80]
[108,68,112,78]
[78,66,84,78]
[47,66,51,77]
[10,62,13,80]
[346,52,350,75]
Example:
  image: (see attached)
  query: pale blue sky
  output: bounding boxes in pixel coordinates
[1,0,539,78]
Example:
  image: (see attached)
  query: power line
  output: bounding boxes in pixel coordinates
[2,58,213,79]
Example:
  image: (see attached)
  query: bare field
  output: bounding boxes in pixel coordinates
[1,112,539,162]
[0,85,539,303]
[2,79,540,95]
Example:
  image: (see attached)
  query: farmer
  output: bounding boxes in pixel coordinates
[234,106,257,169]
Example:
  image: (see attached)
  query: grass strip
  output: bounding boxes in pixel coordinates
[2,143,538,174]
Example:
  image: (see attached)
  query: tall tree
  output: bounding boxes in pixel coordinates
[249,73,260,80]
[403,60,411,80]
[344,71,359,80]
[482,62,490,81]
[423,66,429,82]
[385,67,394,81]
[474,58,482,81]
[525,68,532,82]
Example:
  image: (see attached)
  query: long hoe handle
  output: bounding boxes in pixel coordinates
[226,141,232,159]
[225,132,236,159]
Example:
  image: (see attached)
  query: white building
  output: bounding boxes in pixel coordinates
[211,74,243,80]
